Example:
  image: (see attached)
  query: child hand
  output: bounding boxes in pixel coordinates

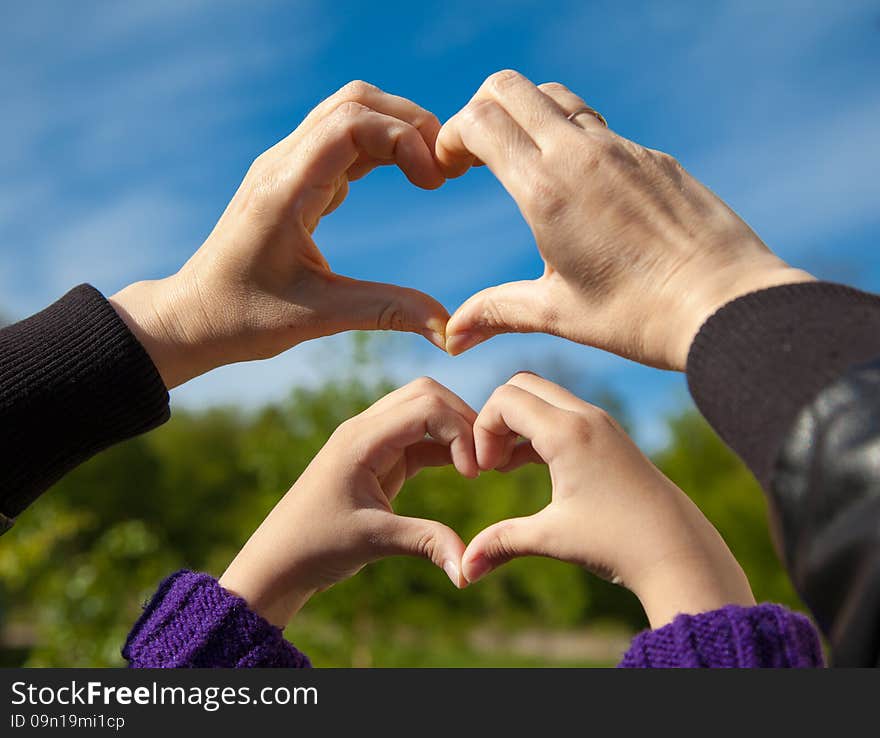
[218,378,479,628]
[463,372,755,628]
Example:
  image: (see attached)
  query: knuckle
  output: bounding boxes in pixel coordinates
[489,383,518,406]
[487,68,524,91]
[490,520,529,560]
[417,393,446,416]
[331,417,357,443]
[415,529,437,560]
[478,294,507,331]
[563,412,593,442]
[568,405,614,443]
[248,150,269,174]
[376,299,407,331]
[584,132,615,160]
[332,100,369,123]
[244,153,275,193]
[413,110,441,132]
[535,291,561,333]
[410,376,441,394]
[584,403,611,425]
[527,172,567,222]
[658,150,684,174]
[647,146,676,165]
[339,79,378,101]
[537,81,568,94]
[509,370,538,383]
[461,98,499,126]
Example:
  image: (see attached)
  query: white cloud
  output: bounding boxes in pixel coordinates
[0,0,332,317]
[41,191,191,300]
[693,94,880,252]
[540,0,880,263]
[2,0,875,455]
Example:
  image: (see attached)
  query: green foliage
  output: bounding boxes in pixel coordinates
[0,339,806,667]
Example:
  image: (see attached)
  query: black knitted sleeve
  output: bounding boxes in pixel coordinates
[0,284,170,525]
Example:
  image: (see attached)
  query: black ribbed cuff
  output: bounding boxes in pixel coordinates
[686,282,880,488]
[0,284,170,519]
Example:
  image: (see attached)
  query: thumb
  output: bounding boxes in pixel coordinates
[376,514,467,588]
[325,274,450,350]
[462,512,551,583]
[445,279,551,356]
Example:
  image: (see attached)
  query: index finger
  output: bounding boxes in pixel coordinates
[474,383,571,470]
[295,103,445,191]
[471,70,572,146]
[505,371,590,414]
[356,387,479,479]
[305,80,441,146]
[361,377,477,426]
[270,80,442,161]
[436,99,540,189]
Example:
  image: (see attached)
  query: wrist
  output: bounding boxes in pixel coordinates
[630,553,755,630]
[668,260,816,371]
[109,274,218,389]
[219,553,316,629]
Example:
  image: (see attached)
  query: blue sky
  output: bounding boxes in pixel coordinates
[1,0,878,449]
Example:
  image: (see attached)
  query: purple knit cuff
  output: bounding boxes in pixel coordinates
[123,570,311,668]
[618,603,824,668]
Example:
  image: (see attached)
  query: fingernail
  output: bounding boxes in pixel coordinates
[443,560,461,588]
[425,318,447,350]
[464,554,492,584]
[422,330,445,350]
[445,331,481,356]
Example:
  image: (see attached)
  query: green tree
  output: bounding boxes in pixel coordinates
[0,340,808,667]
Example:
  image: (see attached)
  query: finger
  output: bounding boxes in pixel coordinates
[302,80,442,151]
[474,383,570,469]
[362,376,478,427]
[296,103,444,193]
[495,440,544,472]
[321,176,349,217]
[494,432,519,469]
[322,274,449,350]
[404,440,454,479]
[282,102,444,208]
[435,99,539,182]
[345,153,378,182]
[371,512,467,588]
[537,82,607,132]
[445,279,553,356]
[471,70,572,146]
[461,511,552,583]
[505,371,588,413]
[361,390,478,479]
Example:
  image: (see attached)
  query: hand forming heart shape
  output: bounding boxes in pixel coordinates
[112,72,799,631]
[112,72,810,394]
[434,71,811,372]
[220,373,754,631]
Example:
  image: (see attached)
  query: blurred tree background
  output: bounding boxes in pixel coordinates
[0,337,805,667]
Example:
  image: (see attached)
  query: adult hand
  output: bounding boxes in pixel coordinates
[437,70,814,370]
[218,377,478,628]
[111,82,448,388]
[463,372,755,628]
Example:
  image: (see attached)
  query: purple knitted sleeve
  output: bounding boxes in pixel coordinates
[618,603,824,668]
[123,570,311,668]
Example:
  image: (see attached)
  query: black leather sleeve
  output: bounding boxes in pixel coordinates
[773,359,880,666]
[686,281,880,666]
